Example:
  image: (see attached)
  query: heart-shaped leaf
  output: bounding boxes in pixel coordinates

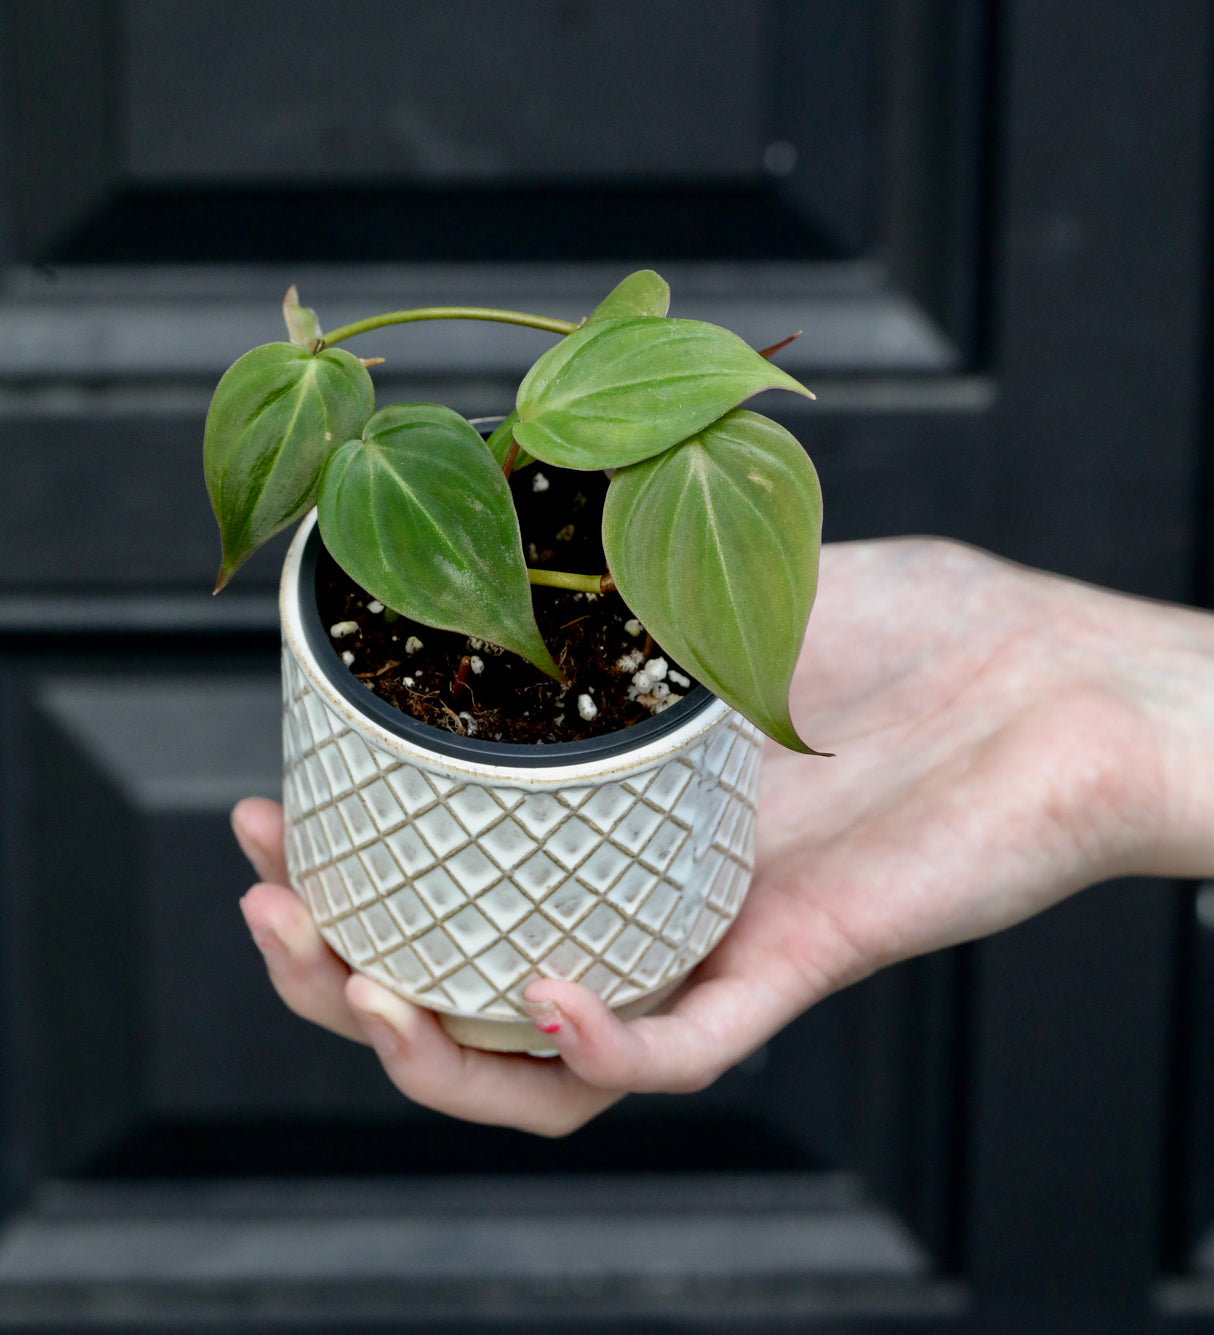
[586,269,670,322]
[602,409,824,753]
[513,316,813,470]
[483,409,535,472]
[317,403,562,681]
[205,342,374,590]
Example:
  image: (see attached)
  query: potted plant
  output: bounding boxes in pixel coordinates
[205,270,825,1052]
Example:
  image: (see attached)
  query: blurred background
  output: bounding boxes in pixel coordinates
[0,1,1209,1330]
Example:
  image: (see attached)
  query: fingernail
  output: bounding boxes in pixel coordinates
[239,898,287,961]
[524,998,564,1036]
[231,813,275,882]
[250,926,287,961]
[353,1011,400,1059]
[348,984,415,1058]
[236,833,275,886]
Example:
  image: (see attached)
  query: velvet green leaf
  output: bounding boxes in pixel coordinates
[205,342,374,591]
[513,316,813,470]
[602,409,825,753]
[483,409,535,472]
[317,403,562,681]
[586,269,670,322]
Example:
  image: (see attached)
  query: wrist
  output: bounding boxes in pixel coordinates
[937,553,1207,891]
[1107,594,1214,878]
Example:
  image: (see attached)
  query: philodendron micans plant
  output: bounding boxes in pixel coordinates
[204,270,825,753]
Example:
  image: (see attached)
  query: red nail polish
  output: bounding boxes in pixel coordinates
[525,999,563,1034]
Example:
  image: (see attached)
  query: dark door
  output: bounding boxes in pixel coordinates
[0,3,1209,1329]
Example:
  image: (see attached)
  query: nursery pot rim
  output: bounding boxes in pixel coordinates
[281,510,732,785]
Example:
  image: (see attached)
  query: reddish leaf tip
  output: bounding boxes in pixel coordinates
[757,330,803,360]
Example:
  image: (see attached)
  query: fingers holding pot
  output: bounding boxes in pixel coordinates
[239,882,369,1044]
[345,973,624,1137]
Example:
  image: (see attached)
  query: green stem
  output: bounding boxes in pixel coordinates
[320,306,579,348]
[528,568,613,594]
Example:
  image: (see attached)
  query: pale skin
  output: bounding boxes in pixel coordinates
[233,537,1214,1137]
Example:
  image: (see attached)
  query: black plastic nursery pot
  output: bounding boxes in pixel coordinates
[296,514,719,768]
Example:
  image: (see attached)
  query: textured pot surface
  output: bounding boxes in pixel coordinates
[280,511,762,1045]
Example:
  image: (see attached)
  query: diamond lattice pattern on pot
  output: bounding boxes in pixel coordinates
[282,649,761,1020]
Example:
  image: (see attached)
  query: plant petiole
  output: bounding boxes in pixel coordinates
[320,307,579,349]
[527,568,615,595]
[451,655,472,705]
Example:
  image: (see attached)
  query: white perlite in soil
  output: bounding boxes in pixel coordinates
[628,657,683,715]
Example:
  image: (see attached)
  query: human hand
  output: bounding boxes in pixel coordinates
[235,537,1214,1134]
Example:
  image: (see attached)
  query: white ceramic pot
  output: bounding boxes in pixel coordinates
[280,510,763,1053]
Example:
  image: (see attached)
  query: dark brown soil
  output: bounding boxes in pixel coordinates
[314,463,699,745]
